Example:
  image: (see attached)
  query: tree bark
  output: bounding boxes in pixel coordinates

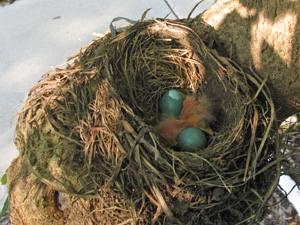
[200,0,300,121]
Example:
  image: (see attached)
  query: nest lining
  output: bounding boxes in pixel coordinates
[13,19,280,224]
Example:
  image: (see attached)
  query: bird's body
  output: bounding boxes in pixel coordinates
[157,94,215,144]
[180,95,215,136]
[156,118,189,145]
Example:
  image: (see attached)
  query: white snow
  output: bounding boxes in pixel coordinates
[280,175,300,215]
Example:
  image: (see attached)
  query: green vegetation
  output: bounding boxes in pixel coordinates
[0,172,9,219]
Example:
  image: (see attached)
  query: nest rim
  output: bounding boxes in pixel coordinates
[12,18,282,224]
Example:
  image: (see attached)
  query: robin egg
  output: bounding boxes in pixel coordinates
[177,127,207,152]
[160,89,185,117]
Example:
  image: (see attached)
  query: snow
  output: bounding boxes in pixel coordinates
[280,175,300,215]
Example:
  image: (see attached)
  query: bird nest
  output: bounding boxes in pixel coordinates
[14,19,280,224]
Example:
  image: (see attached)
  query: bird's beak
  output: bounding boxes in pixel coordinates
[197,119,214,136]
[198,126,214,136]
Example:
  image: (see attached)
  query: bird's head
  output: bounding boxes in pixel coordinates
[197,118,214,136]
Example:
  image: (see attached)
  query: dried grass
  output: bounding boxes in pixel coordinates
[13,18,284,224]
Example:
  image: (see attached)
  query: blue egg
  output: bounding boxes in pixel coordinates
[177,127,207,152]
[160,89,185,117]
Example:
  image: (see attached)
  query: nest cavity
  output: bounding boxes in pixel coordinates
[14,19,279,224]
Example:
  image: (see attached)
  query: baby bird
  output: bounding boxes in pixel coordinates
[179,95,215,136]
[157,94,215,144]
[156,118,189,145]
